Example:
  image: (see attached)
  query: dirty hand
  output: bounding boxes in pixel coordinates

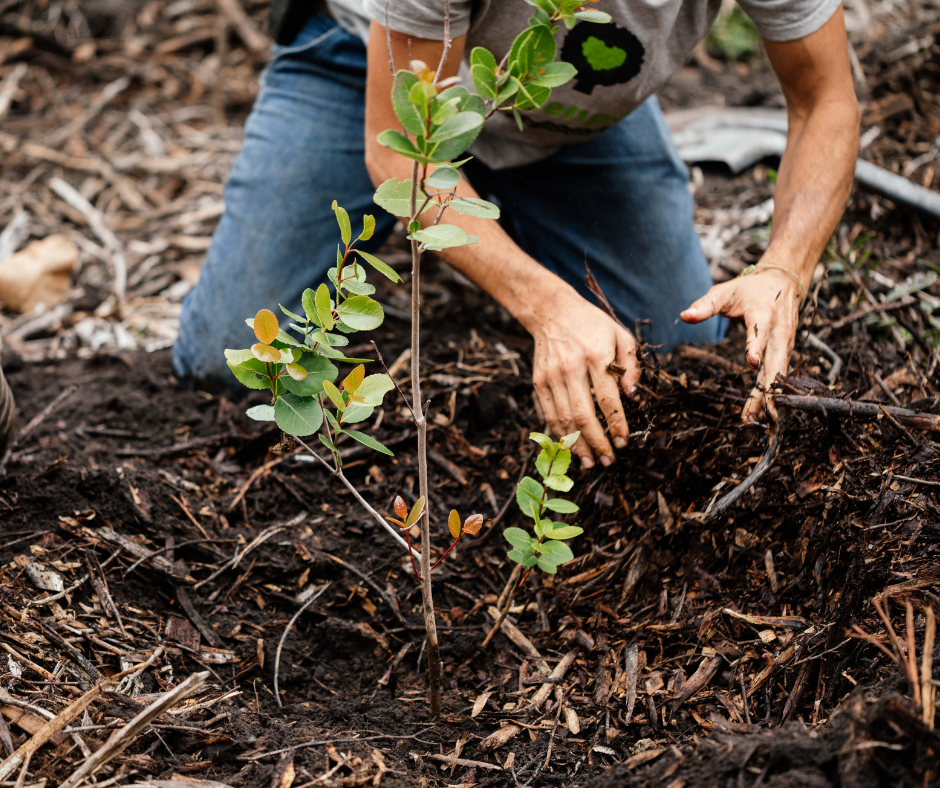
[527,289,640,468]
[680,265,807,422]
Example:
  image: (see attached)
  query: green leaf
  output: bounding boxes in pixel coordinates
[318,433,338,453]
[336,295,384,331]
[559,432,580,450]
[536,557,558,574]
[356,374,394,406]
[344,429,393,456]
[279,304,305,322]
[514,81,550,112]
[449,197,500,220]
[301,288,320,326]
[391,70,424,135]
[516,476,544,517]
[340,403,375,424]
[507,547,537,566]
[408,224,479,251]
[574,9,611,22]
[509,24,556,79]
[356,251,402,283]
[360,214,375,241]
[469,47,498,100]
[428,111,483,143]
[228,360,269,390]
[430,95,461,126]
[281,354,338,397]
[323,380,345,411]
[503,527,534,548]
[544,474,574,492]
[406,496,426,527]
[543,498,579,514]
[315,283,334,331]
[377,129,433,164]
[424,167,461,191]
[541,540,575,563]
[246,404,275,422]
[324,410,341,431]
[529,431,553,450]
[331,200,351,246]
[274,393,324,436]
[546,525,583,539]
[537,447,571,478]
[527,61,577,88]
[373,178,428,219]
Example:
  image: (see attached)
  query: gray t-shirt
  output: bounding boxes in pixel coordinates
[340,0,841,169]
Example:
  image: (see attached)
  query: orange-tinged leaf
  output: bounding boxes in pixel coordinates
[286,363,308,381]
[394,496,407,519]
[405,496,426,527]
[254,308,279,344]
[462,513,484,535]
[251,343,281,363]
[343,364,365,394]
[448,509,461,539]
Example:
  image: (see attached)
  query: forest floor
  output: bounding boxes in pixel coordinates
[2,1,940,787]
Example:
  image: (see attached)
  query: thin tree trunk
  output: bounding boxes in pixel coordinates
[410,160,442,717]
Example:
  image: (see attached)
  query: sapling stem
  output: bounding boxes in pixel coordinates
[409,158,443,718]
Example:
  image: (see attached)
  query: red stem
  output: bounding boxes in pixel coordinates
[429,535,461,572]
[406,528,422,580]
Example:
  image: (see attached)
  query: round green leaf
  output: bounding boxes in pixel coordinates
[449,197,500,220]
[424,167,461,191]
[281,354,338,397]
[336,296,384,331]
[246,404,275,422]
[273,393,324,437]
[544,498,579,514]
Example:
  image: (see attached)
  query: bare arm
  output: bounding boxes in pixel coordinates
[365,22,640,467]
[681,7,859,421]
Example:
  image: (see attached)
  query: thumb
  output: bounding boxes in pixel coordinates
[680,281,735,324]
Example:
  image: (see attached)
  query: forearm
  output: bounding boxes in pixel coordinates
[766,98,859,281]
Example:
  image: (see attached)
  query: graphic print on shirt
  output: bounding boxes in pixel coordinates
[560,20,645,94]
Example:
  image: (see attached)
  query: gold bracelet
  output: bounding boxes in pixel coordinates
[738,264,807,310]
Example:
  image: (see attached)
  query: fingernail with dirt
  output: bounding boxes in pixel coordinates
[580,455,594,469]
[600,455,612,467]
[613,437,627,449]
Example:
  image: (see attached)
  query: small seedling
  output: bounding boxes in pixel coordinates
[504,431,584,574]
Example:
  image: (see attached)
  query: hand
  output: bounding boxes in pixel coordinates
[526,288,640,468]
[680,265,806,422]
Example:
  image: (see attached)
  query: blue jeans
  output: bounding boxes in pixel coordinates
[173,12,724,385]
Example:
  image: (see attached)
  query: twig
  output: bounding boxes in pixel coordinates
[776,394,940,431]
[481,564,525,650]
[274,583,332,708]
[294,437,421,561]
[241,729,436,761]
[58,672,209,788]
[15,385,76,444]
[709,423,784,518]
[370,341,415,420]
[432,0,453,85]
[806,333,843,385]
[0,64,27,123]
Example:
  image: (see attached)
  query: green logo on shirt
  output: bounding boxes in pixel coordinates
[582,37,627,71]
[561,21,645,94]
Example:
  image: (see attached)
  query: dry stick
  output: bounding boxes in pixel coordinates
[274,583,332,708]
[709,423,783,518]
[315,551,406,624]
[0,63,27,123]
[58,671,209,788]
[921,606,936,729]
[481,564,525,650]
[15,385,77,444]
[775,394,940,431]
[0,654,163,783]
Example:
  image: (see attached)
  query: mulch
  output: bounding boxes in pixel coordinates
[1,1,940,787]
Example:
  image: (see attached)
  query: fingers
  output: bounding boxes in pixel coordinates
[533,369,562,443]
[741,324,795,424]
[680,281,738,324]
[615,327,641,397]
[564,368,614,468]
[744,309,771,371]
[589,358,628,452]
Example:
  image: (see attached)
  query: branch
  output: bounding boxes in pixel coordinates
[775,394,940,432]
[370,340,416,421]
[432,0,452,85]
[293,437,421,560]
[708,423,784,518]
